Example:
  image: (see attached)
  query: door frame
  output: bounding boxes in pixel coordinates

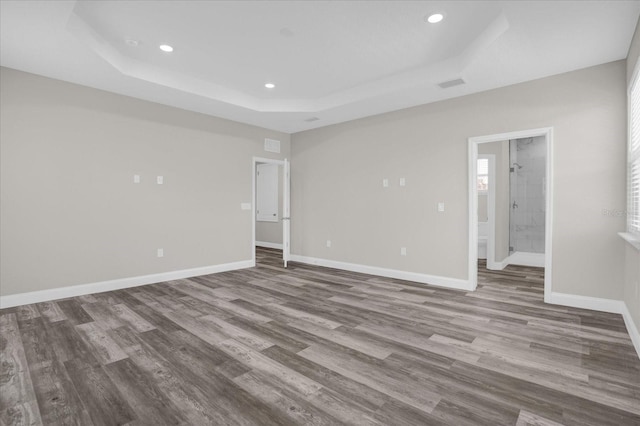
[468,127,554,302]
[252,157,288,266]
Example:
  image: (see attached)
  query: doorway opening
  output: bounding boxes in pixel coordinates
[476,154,496,268]
[468,128,553,302]
[252,157,290,268]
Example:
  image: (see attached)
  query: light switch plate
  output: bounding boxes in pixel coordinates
[326,240,332,248]
[400,247,407,256]
[133,175,141,184]
[382,179,389,188]
[157,248,164,258]
[399,178,406,187]
[438,202,445,212]
[157,176,164,185]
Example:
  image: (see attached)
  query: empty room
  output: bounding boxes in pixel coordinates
[2,1,640,425]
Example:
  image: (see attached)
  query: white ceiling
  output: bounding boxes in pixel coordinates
[1,1,639,133]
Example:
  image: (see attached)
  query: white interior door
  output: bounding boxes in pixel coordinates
[256,163,279,222]
[282,158,290,267]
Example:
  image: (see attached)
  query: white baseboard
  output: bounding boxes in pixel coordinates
[289,254,473,291]
[487,252,545,270]
[0,260,254,309]
[256,241,283,250]
[505,251,545,268]
[548,292,625,314]
[621,302,640,360]
[548,292,640,360]
[487,258,508,271]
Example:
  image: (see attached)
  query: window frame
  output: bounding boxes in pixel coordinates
[477,158,489,195]
[628,57,640,236]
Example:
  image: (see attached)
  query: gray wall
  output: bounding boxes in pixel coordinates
[478,194,488,223]
[478,140,510,262]
[0,67,290,296]
[1,54,633,315]
[625,18,640,336]
[291,60,627,300]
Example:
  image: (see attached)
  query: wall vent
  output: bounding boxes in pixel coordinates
[304,117,320,122]
[437,78,466,89]
[264,138,281,153]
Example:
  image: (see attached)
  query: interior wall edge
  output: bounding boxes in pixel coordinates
[622,301,640,360]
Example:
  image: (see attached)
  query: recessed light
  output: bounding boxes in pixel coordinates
[426,13,444,24]
[159,44,173,52]
[265,83,275,89]
[279,28,294,38]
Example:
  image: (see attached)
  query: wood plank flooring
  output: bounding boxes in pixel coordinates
[1,248,639,425]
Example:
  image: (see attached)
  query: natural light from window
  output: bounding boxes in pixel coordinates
[628,62,640,234]
[477,158,489,193]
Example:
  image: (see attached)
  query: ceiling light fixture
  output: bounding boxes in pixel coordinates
[264,83,275,89]
[159,44,174,52]
[426,13,444,24]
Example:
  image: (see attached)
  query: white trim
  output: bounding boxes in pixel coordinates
[468,127,554,303]
[548,294,640,360]
[468,139,479,290]
[544,128,555,303]
[290,254,473,291]
[256,241,283,250]
[488,252,544,270]
[253,156,285,165]
[548,292,625,314]
[504,251,545,268]
[619,232,640,251]
[283,158,291,268]
[492,258,509,270]
[469,128,554,145]
[627,56,640,234]
[621,302,640,360]
[0,260,254,309]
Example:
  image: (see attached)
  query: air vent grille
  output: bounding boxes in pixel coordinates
[437,78,466,89]
[264,138,281,153]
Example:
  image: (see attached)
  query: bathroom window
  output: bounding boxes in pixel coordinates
[629,63,640,234]
[477,158,489,193]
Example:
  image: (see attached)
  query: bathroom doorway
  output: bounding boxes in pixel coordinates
[468,128,553,302]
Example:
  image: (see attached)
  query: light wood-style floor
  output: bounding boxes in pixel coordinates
[1,248,639,425]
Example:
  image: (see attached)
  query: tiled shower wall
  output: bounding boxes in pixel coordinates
[510,136,546,254]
